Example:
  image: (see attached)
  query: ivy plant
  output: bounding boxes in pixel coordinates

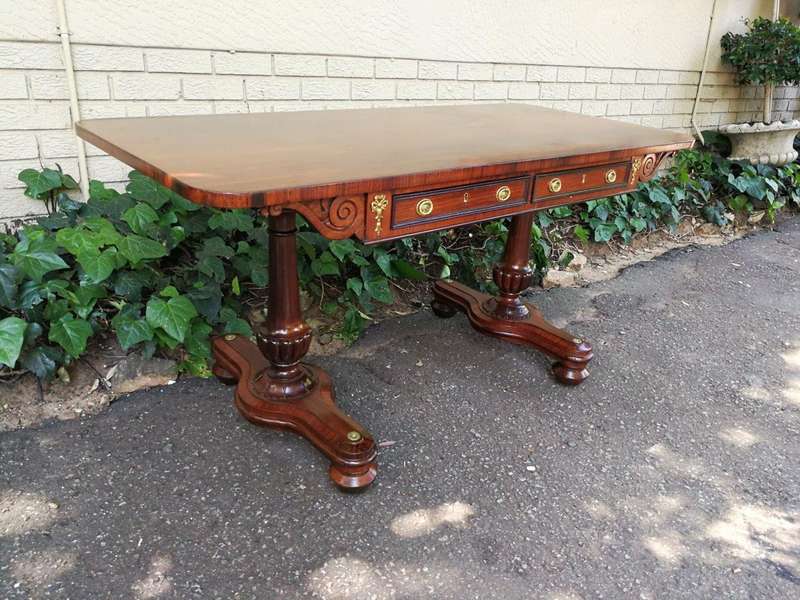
[1,148,798,385]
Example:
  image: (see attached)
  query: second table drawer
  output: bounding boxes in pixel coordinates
[534,162,630,204]
[391,177,530,229]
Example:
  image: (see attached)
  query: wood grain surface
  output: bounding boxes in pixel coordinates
[76,103,693,208]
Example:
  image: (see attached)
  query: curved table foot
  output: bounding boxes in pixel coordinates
[433,279,593,384]
[213,335,378,490]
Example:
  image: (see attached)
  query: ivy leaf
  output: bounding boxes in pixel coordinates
[346,277,363,297]
[126,171,171,209]
[222,317,253,337]
[87,193,135,220]
[311,251,340,277]
[593,223,617,243]
[0,316,27,368]
[208,210,254,233]
[0,263,20,308]
[199,236,235,259]
[391,259,426,281]
[112,270,154,302]
[186,283,223,322]
[89,179,118,201]
[373,248,394,277]
[48,314,92,358]
[117,235,167,264]
[146,292,198,342]
[573,225,590,242]
[329,239,357,261]
[77,247,119,284]
[122,203,159,235]
[56,227,101,256]
[361,267,393,304]
[84,217,123,246]
[66,284,106,319]
[11,249,69,282]
[112,314,154,350]
[184,320,213,359]
[23,322,43,346]
[18,168,62,199]
[19,346,62,380]
[198,255,226,282]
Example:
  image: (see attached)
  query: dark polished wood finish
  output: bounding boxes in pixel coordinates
[432,214,593,384]
[77,104,694,490]
[211,211,377,489]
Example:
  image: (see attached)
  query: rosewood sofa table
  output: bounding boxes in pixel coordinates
[77,104,692,490]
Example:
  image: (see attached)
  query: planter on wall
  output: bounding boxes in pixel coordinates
[719,120,800,166]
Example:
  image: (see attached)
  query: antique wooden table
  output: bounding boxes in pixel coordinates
[77,104,693,490]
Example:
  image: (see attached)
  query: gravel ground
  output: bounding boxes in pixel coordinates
[1,217,799,600]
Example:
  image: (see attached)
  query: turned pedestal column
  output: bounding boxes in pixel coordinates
[432,212,594,384]
[212,210,377,489]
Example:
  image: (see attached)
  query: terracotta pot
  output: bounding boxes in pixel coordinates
[719,120,800,166]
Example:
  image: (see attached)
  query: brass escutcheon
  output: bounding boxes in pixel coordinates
[346,430,363,443]
[605,169,617,184]
[416,198,434,216]
[548,177,562,193]
[496,185,512,202]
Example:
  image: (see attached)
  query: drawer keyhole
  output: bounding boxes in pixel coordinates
[463,192,470,204]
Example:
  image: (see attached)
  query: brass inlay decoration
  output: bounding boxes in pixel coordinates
[496,185,512,202]
[347,430,363,443]
[416,198,434,216]
[630,157,642,184]
[371,194,388,235]
[548,177,562,193]
[224,334,237,341]
[605,169,617,184]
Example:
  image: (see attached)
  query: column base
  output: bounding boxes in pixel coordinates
[212,334,378,490]
[432,279,593,385]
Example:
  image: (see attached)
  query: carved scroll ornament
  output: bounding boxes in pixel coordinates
[272,195,365,240]
[631,151,676,184]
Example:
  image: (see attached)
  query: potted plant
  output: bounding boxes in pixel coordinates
[719,15,800,165]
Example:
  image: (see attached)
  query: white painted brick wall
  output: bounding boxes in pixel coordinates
[212,51,270,75]
[0,40,797,221]
[146,49,213,73]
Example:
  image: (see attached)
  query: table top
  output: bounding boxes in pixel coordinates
[76,103,693,208]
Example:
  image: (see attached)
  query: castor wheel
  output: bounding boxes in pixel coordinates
[329,461,378,491]
[431,298,458,318]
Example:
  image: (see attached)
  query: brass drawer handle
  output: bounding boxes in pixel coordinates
[416,198,434,216]
[548,177,562,193]
[605,169,617,184]
[496,185,512,202]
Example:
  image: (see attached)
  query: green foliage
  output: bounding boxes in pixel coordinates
[543,148,800,248]
[721,17,800,87]
[2,152,798,383]
[18,164,78,216]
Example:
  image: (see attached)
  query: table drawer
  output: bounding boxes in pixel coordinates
[533,162,630,207]
[391,177,530,229]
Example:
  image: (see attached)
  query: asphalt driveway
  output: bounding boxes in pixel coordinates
[2,217,799,599]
